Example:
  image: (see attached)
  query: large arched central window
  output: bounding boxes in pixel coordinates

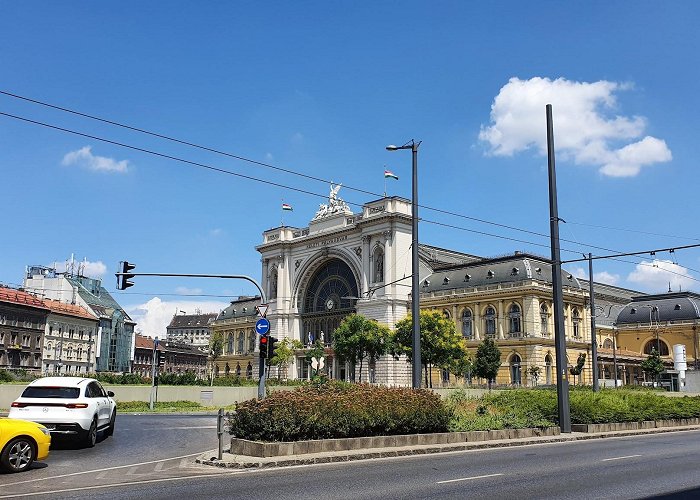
[302,258,359,345]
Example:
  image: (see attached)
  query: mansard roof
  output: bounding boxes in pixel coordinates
[167,312,218,329]
[616,291,700,325]
[216,295,262,321]
[419,251,584,293]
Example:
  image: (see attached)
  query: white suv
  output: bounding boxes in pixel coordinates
[8,377,117,447]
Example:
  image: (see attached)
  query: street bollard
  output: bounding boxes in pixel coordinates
[217,408,224,460]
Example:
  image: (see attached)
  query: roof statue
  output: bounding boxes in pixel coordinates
[313,183,352,220]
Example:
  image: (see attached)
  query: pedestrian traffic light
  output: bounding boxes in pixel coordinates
[157,350,166,368]
[116,261,136,290]
[259,334,269,358]
[267,336,278,361]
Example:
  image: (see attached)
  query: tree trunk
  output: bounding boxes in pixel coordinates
[358,357,364,383]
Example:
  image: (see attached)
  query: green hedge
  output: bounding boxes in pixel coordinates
[228,381,451,441]
[447,388,700,431]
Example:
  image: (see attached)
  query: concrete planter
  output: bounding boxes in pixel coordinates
[230,426,561,458]
[571,418,700,433]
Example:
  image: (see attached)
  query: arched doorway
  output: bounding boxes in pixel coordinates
[301,258,359,346]
[510,353,522,385]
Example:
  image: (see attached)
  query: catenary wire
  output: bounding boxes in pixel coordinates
[2,110,699,284]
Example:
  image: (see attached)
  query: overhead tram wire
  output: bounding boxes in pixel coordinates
[0,89,636,251]
[3,109,700,283]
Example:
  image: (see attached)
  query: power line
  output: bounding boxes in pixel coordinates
[2,109,700,285]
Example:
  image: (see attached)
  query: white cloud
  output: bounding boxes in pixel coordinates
[593,271,620,286]
[125,297,229,338]
[570,267,587,279]
[61,146,129,173]
[54,258,107,278]
[479,77,672,177]
[291,132,304,144]
[265,152,274,162]
[627,259,694,292]
[175,286,204,295]
[209,228,223,237]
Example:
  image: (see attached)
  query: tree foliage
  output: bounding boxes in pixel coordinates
[473,337,501,389]
[641,348,665,380]
[269,338,303,379]
[209,331,225,360]
[333,314,391,382]
[392,310,465,387]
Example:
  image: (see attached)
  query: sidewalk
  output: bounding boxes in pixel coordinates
[196,424,700,469]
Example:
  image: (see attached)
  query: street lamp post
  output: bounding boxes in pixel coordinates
[386,140,421,388]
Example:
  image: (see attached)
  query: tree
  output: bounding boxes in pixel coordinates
[473,337,501,390]
[392,310,464,388]
[450,346,474,386]
[641,348,665,385]
[269,338,303,380]
[569,353,586,385]
[333,314,391,382]
[208,331,225,386]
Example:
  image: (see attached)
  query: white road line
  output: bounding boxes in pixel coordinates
[2,451,209,487]
[601,454,642,462]
[436,473,504,484]
[0,471,247,498]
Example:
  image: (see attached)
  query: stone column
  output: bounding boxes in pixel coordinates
[498,300,505,339]
[474,303,481,340]
[452,304,458,332]
[361,235,371,294]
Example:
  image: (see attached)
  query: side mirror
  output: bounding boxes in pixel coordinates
[107,391,115,397]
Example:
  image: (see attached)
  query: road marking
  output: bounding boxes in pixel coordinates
[436,473,504,484]
[2,451,210,487]
[156,426,217,430]
[0,470,248,498]
[601,454,642,462]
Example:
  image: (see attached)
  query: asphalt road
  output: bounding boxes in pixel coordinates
[0,413,222,498]
[4,422,700,499]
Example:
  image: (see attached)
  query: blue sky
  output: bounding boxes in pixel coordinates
[2,1,700,336]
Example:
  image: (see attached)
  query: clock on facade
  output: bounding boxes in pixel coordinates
[325,299,335,311]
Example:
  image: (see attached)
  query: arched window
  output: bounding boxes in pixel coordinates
[248,333,255,353]
[510,354,522,385]
[225,362,230,375]
[509,304,521,334]
[484,306,496,338]
[461,309,473,339]
[540,303,549,335]
[372,246,384,283]
[269,267,278,300]
[545,354,553,385]
[572,308,581,338]
[442,309,451,319]
[226,333,234,354]
[644,339,669,356]
[235,363,241,377]
[603,338,613,349]
[246,363,253,379]
[237,332,245,353]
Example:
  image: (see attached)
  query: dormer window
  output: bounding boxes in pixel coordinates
[232,309,236,315]
[422,279,430,287]
[464,274,471,282]
[487,270,494,278]
[243,307,247,313]
[443,277,450,285]
[675,304,682,310]
[630,308,636,314]
[511,267,519,275]
[535,267,542,274]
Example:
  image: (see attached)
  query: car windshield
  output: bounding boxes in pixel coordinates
[21,386,80,399]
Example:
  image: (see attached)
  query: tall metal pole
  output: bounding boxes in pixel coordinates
[411,141,422,389]
[589,253,599,392]
[546,104,571,433]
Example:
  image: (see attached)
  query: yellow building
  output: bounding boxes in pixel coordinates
[210,296,261,379]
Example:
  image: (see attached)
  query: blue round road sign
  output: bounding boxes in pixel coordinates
[255,318,270,335]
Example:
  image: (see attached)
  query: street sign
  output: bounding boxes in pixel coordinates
[255,304,269,318]
[255,318,270,336]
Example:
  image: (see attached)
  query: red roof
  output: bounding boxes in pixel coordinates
[42,299,97,321]
[0,287,48,309]
[134,334,155,349]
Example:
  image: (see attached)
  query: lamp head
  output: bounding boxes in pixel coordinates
[386,145,399,151]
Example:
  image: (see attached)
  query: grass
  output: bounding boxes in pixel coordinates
[116,400,235,413]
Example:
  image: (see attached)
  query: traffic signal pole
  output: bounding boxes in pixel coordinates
[149,337,159,411]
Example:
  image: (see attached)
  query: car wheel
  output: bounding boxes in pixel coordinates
[106,410,116,437]
[1,437,36,473]
[84,418,97,448]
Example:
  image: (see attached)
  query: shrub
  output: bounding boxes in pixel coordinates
[228,381,451,441]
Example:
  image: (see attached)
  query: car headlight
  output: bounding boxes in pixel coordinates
[39,426,51,436]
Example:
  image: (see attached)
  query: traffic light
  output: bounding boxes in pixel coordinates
[259,334,269,358]
[157,350,166,368]
[267,336,278,360]
[116,261,136,290]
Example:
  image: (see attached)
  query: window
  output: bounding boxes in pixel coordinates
[540,303,549,335]
[269,267,279,300]
[461,309,473,339]
[509,304,521,334]
[603,338,613,349]
[545,354,553,385]
[644,339,669,356]
[248,333,255,353]
[510,354,522,385]
[485,307,496,337]
[237,332,244,353]
[226,333,234,354]
[572,308,580,338]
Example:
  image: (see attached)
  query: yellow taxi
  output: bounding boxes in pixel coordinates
[0,417,51,473]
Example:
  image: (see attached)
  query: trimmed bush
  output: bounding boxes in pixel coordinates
[228,381,451,441]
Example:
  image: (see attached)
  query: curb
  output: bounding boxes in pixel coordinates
[196,424,700,469]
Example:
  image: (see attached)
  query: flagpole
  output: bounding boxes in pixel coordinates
[383,165,387,197]
[281,198,284,227]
